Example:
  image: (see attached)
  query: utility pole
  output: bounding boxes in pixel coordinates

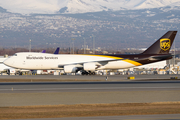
[173,40,175,67]
[71,38,75,54]
[70,42,71,54]
[83,37,86,54]
[29,39,31,52]
[92,34,95,54]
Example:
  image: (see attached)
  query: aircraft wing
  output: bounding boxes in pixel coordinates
[58,58,127,70]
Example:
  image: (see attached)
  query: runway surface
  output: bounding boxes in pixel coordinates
[1,74,180,81]
[0,80,180,106]
[1,80,180,93]
[1,75,180,120]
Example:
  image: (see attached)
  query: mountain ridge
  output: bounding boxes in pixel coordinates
[0,0,180,14]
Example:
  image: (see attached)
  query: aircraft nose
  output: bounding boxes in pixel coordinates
[3,58,14,67]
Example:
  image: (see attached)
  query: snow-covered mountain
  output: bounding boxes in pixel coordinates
[0,0,180,14]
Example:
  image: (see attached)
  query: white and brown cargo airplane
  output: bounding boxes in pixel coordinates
[4,31,177,74]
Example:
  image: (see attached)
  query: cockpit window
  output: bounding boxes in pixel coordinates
[13,54,17,56]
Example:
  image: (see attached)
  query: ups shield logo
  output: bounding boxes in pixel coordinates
[160,39,171,51]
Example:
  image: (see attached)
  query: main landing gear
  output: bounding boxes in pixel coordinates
[81,70,95,75]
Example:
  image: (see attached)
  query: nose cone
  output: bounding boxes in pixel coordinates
[3,58,14,68]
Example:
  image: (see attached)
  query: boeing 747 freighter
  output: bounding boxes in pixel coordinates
[3,31,177,74]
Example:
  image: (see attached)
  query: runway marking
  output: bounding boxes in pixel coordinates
[0,87,180,91]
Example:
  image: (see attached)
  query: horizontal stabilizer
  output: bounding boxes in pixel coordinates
[149,54,173,60]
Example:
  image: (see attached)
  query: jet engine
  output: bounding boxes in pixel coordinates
[64,65,78,73]
[83,62,96,71]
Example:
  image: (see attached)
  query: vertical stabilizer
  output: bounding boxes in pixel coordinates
[142,31,177,54]
[54,47,60,54]
[41,50,46,53]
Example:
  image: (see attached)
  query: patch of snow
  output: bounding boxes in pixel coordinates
[0,0,180,14]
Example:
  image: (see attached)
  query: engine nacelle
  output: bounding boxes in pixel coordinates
[83,62,96,71]
[64,65,78,73]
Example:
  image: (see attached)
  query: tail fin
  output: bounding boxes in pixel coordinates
[41,50,46,53]
[54,47,60,54]
[142,31,177,54]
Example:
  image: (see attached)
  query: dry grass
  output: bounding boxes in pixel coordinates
[0,102,180,119]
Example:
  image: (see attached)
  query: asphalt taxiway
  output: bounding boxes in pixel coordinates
[1,75,180,119]
[0,74,180,81]
[0,80,180,106]
[1,80,180,93]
